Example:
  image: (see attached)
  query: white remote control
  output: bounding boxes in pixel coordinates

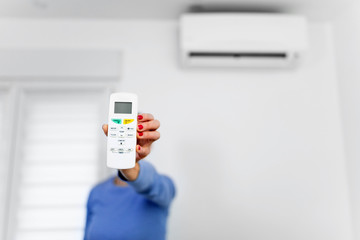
[107,93,138,169]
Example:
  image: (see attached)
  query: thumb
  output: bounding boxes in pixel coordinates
[102,124,108,136]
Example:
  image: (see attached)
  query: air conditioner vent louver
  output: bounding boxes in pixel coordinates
[189,52,287,58]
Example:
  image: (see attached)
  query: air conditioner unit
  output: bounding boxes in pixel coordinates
[179,13,308,68]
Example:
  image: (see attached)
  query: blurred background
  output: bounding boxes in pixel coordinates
[0,0,359,240]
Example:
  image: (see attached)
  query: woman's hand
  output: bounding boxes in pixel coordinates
[102,113,160,181]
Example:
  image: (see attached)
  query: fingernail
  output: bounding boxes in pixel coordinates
[138,145,141,150]
[139,132,143,136]
[138,125,143,130]
[138,115,143,120]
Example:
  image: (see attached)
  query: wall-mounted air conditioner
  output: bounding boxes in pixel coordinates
[179,13,308,68]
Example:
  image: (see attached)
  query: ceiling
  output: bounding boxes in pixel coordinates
[0,0,354,21]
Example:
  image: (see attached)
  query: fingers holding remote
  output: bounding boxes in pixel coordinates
[136,145,151,161]
[102,124,108,136]
[137,119,160,132]
[137,131,160,142]
[137,113,154,122]
[137,115,160,144]
[136,113,160,161]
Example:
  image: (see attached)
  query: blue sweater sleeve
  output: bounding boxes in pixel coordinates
[128,161,176,208]
[83,190,94,240]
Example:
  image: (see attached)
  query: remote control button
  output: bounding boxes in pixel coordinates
[126,148,133,152]
[109,133,117,138]
[127,127,135,132]
[109,126,117,131]
[111,148,125,153]
[118,133,126,138]
[127,133,135,138]
[118,129,126,134]
[119,126,125,130]
[112,119,122,124]
[123,119,134,124]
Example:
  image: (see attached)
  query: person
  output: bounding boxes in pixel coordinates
[84,113,176,240]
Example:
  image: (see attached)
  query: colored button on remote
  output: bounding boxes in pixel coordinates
[112,119,122,124]
[123,119,134,124]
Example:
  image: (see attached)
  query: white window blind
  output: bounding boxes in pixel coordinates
[14,90,104,240]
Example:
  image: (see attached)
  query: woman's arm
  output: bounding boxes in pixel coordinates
[128,160,176,208]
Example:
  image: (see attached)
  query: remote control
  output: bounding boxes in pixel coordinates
[107,93,138,169]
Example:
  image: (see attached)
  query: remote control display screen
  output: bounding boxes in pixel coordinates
[114,102,132,114]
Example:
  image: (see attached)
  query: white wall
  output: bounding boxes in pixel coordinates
[0,19,353,240]
[333,2,360,239]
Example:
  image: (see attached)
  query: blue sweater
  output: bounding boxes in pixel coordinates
[84,161,176,240]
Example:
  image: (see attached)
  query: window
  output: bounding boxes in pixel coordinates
[0,50,120,240]
[4,85,114,240]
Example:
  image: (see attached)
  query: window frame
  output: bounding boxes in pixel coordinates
[0,83,19,240]
[2,78,118,240]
